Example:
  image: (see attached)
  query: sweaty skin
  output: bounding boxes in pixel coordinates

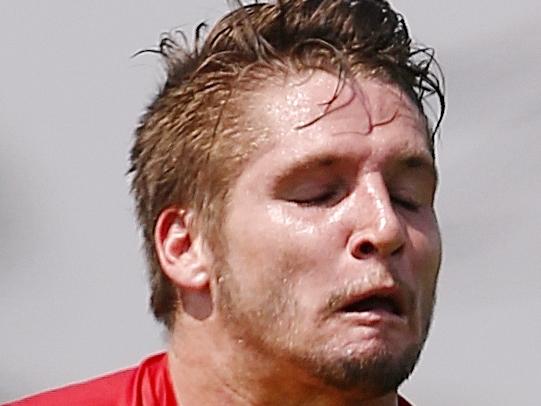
[167,70,441,406]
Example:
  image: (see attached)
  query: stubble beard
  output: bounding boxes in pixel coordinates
[215,258,435,398]
[294,336,426,397]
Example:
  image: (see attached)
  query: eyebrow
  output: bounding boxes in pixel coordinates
[398,154,438,183]
[274,151,438,184]
[270,154,342,186]
[278,154,341,174]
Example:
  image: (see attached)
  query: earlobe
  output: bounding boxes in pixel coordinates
[154,208,210,290]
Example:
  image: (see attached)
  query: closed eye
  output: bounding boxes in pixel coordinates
[291,188,340,206]
[392,196,420,211]
[286,181,351,208]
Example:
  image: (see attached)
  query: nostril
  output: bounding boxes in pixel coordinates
[358,241,376,256]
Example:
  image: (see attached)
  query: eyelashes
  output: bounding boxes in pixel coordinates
[391,196,421,212]
[286,185,422,212]
[290,186,344,207]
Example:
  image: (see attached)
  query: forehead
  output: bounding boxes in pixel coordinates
[243,70,431,163]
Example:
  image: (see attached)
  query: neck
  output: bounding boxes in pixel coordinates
[167,318,399,406]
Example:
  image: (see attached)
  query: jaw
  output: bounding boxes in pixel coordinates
[168,286,425,406]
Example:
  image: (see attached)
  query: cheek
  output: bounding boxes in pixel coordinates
[224,203,343,289]
[406,213,441,295]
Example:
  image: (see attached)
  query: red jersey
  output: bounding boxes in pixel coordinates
[5,353,413,405]
[5,353,176,406]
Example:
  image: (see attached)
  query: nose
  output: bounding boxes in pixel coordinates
[348,175,406,260]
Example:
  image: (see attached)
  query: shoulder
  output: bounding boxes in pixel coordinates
[399,395,414,406]
[5,368,135,406]
[3,353,175,406]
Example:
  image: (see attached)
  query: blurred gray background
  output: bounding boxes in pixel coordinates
[1,1,539,404]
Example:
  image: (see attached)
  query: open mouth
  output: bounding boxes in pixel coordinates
[340,294,403,317]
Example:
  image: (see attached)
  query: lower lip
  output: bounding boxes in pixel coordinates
[338,310,407,326]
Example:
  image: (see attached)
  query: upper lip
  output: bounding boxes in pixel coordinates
[335,285,408,317]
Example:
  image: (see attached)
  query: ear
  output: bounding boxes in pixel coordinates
[154,208,210,291]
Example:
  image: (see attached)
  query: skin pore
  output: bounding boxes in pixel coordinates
[158,70,441,406]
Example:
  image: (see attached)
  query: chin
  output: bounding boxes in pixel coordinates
[296,339,423,396]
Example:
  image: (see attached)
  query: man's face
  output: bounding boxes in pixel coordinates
[214,71,441,396]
